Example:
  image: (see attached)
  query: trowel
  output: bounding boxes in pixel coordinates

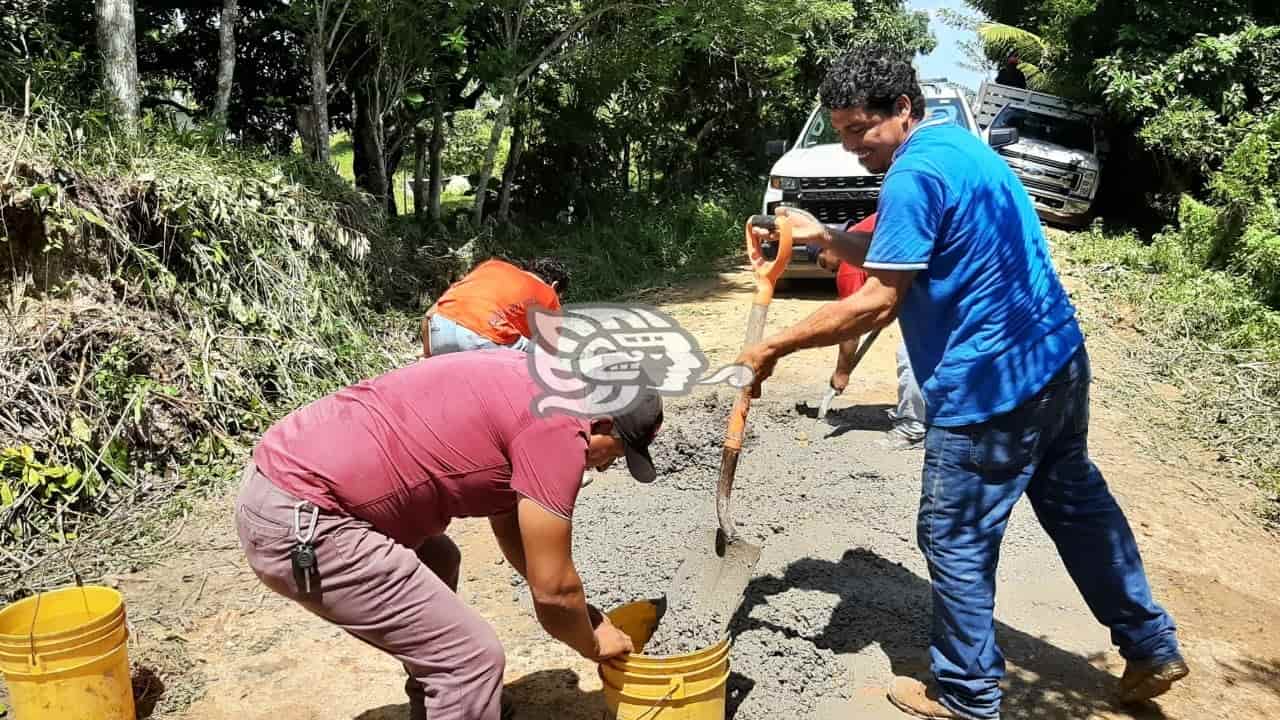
[667,213,792,637]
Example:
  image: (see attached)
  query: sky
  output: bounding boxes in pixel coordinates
[908,0,988,93]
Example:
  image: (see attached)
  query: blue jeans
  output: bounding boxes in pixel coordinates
[426,314,533,355]
[918,345,1179,719]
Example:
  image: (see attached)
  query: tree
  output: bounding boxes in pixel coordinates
[213,0,239,127]
[975,22,1057,93]
[293,0,359,164]
[506,0,932,216]
[131,1,313,152]
[95,0,139,130]
[469,0,641,226]
[348,0,477,214]
[496,101,527,222]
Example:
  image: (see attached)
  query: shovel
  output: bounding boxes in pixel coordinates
[667,213,792,637]
[816,326,884,425]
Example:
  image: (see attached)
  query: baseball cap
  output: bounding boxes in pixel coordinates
[612,388,664,483]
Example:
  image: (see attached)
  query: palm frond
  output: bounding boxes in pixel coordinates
[977,22,1047,66]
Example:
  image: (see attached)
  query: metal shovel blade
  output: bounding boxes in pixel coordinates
[817,386,839,424]
[666,528,763,638]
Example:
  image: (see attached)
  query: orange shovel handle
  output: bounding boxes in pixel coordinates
[716,215,794,543]
[744,214,794,305]
[724,215,793,450]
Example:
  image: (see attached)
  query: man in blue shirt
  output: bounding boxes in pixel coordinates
[737,46,1186,719]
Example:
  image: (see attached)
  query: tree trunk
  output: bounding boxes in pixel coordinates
[471,82,515,226]
[384,141,402,215]
[497,110,526,223]
[413,124,428,221]
[428,89,445,224]
[352,83,388,206]
[296,105,318,159]
[95,0,140,131]
[621,135,630,192]
[212,0,238,127]
[307,30,330,164]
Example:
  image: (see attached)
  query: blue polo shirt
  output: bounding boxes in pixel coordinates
[865,120,1083,426]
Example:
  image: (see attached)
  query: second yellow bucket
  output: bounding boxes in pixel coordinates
[599,600,730,720]
[0,585,136,720]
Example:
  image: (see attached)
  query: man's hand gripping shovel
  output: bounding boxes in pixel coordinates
[666,214,792,637]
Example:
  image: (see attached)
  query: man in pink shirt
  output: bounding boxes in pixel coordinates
[234,349,664,720]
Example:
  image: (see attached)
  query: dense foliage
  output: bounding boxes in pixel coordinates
[963,0,1280,514]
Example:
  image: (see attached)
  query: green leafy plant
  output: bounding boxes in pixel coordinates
[0,446,84,510]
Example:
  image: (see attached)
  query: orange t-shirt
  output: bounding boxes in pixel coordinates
[435,259,561,345]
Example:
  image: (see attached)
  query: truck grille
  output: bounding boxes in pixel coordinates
[800,175,883,190]
[999,153,1082,195]
[1021,176,1074,195]
[999,149,1078,173]
[770,199,877,225]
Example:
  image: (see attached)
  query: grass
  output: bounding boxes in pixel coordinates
[473,184,761,302]
[1056,227,1280,521]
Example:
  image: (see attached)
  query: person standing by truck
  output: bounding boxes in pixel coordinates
[816,213,927,449]
[736,45,1186,720]
[996,52,1028,89]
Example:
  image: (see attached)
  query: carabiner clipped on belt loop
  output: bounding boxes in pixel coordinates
[293,501,319,544]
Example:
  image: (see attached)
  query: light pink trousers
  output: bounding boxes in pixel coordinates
[234,463,504,720]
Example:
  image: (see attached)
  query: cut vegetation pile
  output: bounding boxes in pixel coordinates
[1057,228,1280,522]
[0,115,441,600]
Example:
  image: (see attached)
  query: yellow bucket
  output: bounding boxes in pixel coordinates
[599,601,730,720]
[0,586,136,720]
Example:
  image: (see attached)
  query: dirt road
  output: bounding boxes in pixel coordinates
[108,264,1280,720]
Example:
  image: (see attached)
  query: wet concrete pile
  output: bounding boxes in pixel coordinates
[562,387,925,718]
[643,586,729,655]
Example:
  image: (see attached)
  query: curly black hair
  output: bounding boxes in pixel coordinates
[524,256,571,298]
[818,45,925,121]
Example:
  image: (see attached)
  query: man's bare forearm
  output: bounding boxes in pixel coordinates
[530,575,598,659]
[489,514,529,577]
[764,293,895,359]
[824,228,873,267]
[835,338,858,375]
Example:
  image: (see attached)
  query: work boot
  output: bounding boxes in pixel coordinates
[887,677,982,720]
[1118,656,1190,703]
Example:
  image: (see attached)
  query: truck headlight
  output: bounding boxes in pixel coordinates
[1077,170,1097,196]
[769,176,800,190]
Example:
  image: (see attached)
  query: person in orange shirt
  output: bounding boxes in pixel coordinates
[422,257,570,357]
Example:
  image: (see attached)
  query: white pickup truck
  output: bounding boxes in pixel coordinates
[761,80,980,279]
[974,80,1104,227]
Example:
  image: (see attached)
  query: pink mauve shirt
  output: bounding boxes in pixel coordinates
[252,350,589,548]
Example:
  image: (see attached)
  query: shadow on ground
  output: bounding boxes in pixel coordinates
[791,401,897,437]
[354,669,605,720]
[132,665,167,719]
[727,548,1172,720]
